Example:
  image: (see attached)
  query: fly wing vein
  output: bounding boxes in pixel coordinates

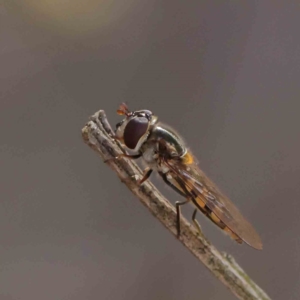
[167,160,262,249]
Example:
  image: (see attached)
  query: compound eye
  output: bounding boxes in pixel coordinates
[123,117,149,149]
[141,110,152,118]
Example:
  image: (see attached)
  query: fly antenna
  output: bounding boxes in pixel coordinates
[117,102,130,116]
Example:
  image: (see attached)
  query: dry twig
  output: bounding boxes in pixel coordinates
[81,110,271,300]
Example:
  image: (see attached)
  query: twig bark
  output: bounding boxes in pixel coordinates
[81,110,271,300]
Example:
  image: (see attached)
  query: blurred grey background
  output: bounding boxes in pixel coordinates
[1,1,300,299]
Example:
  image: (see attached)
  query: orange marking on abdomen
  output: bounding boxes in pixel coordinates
[210,212,243,244]
[182,151,194,164]
[193,196,206,209]
[224,227,243,244]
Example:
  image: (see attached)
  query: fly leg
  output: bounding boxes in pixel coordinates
[114,153,142,160]
[192,209,204,237]
[159,172,186,197]
[159,171,192,237]
[111,153,153,185]
[161,171,205,238]
[104,152,150,184]
[175,199,191,237]
[117,153,142,159]
[105,151,153,185]
[104,153,142,163]
[136,167,153,185]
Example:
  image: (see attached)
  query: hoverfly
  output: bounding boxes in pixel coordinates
[114,103,262,250]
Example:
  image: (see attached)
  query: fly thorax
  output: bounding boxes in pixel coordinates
[140,141,158,168]
[150,123,186,157]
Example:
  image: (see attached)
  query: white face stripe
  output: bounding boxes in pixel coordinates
[115,118,128,140]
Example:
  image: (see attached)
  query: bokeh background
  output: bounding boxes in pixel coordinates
[1,1,300,299]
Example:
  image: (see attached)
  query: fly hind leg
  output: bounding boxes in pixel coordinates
[175,199,191,237]
[192,209,204,237]
[159,171,193,237]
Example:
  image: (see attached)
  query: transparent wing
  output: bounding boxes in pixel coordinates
[164,155,262,250]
